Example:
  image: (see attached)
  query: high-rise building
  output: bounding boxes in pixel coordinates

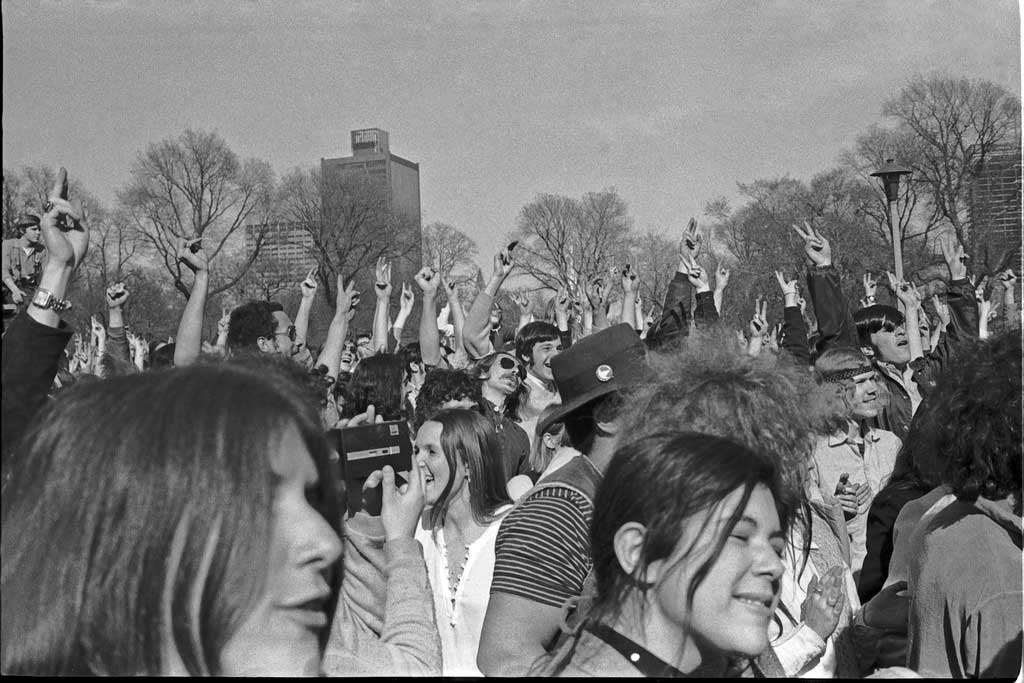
[968,144,1022,270]
[320,129,423,335]
[243,220,317,282]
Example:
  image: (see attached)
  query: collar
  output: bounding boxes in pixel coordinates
[19,237,39,251]
[525,370,556,393]
[828,426,881,448]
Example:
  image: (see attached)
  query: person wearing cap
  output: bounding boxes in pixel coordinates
[2,212,45,313]
[477,323,647,677]
[810,347,901,582]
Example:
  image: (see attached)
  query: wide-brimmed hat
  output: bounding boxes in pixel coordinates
[536,323,647,437]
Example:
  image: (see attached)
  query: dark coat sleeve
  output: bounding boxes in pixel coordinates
[858,483,925,603]
[2,312,73,458]
[693,290,719,327]
[645,272,692,349]
[909,278,978,397]
[806,265,858,354]
[780,305,811,366]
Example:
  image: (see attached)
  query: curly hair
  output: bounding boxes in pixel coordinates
[623,329,840,511]
[227,301,276,351]
[414,368,482,430]
[928,332,1022,503]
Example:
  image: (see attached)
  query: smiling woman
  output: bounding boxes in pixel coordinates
[0,363,343,676]
[532,431,794,677]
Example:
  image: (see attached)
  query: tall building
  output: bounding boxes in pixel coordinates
[244,220,317,281]
[968,144,1022,270]
[320,129,423,335]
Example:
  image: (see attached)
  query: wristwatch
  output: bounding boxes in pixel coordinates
[31,288,72,312]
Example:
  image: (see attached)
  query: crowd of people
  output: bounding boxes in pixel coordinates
[1,168,1020,677]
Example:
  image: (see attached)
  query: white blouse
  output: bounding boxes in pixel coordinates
[415,505,513,677]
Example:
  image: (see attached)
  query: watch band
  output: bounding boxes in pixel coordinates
[31,288,72,313]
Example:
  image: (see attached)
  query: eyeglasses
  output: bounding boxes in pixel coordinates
[277,325,296,342]
[497,356,526,380]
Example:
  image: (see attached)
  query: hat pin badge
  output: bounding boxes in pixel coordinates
[595,364,614,382]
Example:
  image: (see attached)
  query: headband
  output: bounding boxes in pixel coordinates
[821,365,874,383]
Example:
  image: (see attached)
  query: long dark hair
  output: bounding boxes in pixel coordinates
[341,352,406,421]
[588,432,793,627]
[424,408,512,529]
[1,363,341,675]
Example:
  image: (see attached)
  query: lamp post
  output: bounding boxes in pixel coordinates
[870,159,913,281]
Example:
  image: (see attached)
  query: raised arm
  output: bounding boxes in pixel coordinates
[464,247,514,358]
[412,266,442,367]
[584,276,608,334]
[775,270,811,365]
[294,266,318,350]
[371,257,393,354]
[171,237,210,367]
[104,282,132,367]
[316,275,358,379]
[998,270,1018,330]
[713,261,730,316]
[618,265,639,331]
[746,297,769,357]
[3,168,86,457]
[685,259,719,327]
[442,276,469,369]
[794,221,856,353]
[392,282,414,350]
[511,291,533,334]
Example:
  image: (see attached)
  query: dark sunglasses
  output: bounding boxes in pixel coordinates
[497,356,526,380]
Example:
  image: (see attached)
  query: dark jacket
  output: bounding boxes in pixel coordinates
[806,265,978,440]
[2,312,73,458]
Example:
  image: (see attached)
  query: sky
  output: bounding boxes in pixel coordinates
[3,0,1020,271]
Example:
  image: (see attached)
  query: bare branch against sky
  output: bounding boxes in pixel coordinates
[2,0,1019,270]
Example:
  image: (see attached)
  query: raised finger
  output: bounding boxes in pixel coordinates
[790,223,809,240]
[49,167,68,202]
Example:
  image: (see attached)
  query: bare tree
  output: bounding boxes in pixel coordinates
[277,166,418,305]
[882,75,1021,270]
[512,188,633,298]
[119,129,276,299]
[628,229,678,316]
[422,221,479,283]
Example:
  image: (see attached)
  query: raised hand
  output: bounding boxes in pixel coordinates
[90,315,106,345]
[862,271,878,306]
[749,296,769,337]
[678,217,702,265]
[939,236,969,281]
[217,306,231,336]
[800,565,847,641]
[336,274,359,320]
[895,280,923,311]
[39,167,89,270]
[714,262,731,290]
[584,277,606,310]
[493,245,515,279]
[489,305,502,328]
[774,270,798,297]
[105,282,130,309]
[554,287,571,317]
[414,266,439,296]
[510,291,531,318]
[791,221,832,268]
[685,260,710,292]
[374,256,393,300]
[767,322,783,352]
[300,266,319,300]
[621,264,639,294]
[176,236,208,273]
[399,282,415,315]
[997,269,1017,291]
[440,275,459,302]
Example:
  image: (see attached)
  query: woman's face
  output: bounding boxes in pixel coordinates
[650,483,785,668]
[219,426,343,676]
[415,420,466,507]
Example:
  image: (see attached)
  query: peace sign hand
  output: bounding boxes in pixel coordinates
[40,167,89,270]
[791,221,831,267]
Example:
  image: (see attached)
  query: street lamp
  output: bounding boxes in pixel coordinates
[870,159,913,281]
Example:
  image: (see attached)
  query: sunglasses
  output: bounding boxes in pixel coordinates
[277,325,296,342]
[496,356,527,380]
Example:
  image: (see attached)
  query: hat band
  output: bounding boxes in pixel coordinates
[821,365,874,383]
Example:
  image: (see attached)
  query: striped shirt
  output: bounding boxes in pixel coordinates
[490,485,594,608]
